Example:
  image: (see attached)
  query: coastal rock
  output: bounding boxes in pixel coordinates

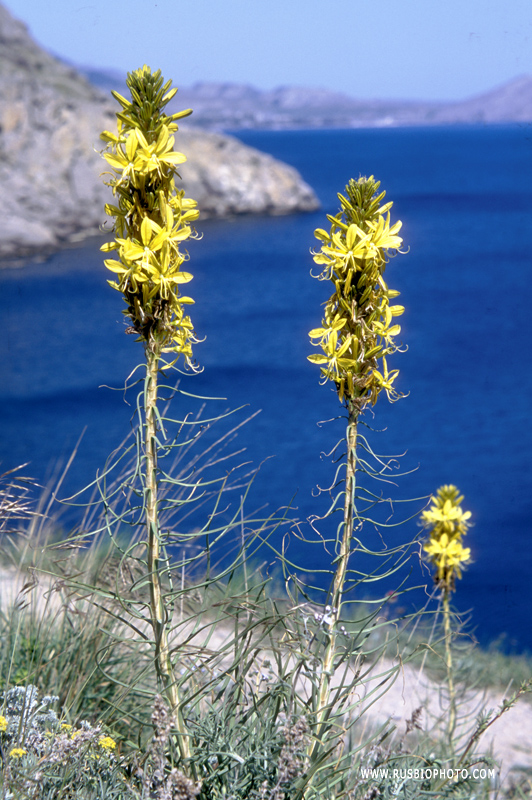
[178,130,317,216]
[0,3,318,260]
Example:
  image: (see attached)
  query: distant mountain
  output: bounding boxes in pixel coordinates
[81,68,532,130]
[428,75,532,124]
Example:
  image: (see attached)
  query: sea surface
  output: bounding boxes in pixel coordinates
[1,125,531,650]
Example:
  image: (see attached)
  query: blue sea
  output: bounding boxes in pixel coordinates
[1,125,531,650]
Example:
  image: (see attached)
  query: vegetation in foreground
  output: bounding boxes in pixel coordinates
[0,494,531,800]
[0,66,530,799]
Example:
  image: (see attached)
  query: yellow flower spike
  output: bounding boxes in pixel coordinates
[421,484,472,590]
[100,66,200,366]
[308,176,405,411]
[0,715,7,732]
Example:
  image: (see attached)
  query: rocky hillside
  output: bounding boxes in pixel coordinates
[85,70,532,130]
[0,4,318,260]
[167,76,532,129]
[427,74,532,124]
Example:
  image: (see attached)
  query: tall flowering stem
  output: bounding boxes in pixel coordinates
[421,485,472,743]
[100,66,200,762]
[307,176,405,755]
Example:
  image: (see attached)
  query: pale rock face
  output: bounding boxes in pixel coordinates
[178,130,317,216]
[0,3,318,260]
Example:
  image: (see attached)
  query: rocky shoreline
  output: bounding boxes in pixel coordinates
[0,3,318,262]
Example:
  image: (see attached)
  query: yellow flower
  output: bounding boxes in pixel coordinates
[318,223,374,271]
[103,129,142,183]
[366,212,403,251]
[372,301,404,345]
[308,328,359,383]
[0,715,7,732]
[424,533,471,583]
[98,735,117,751]
[133,126,187,177]
[371,357,400,403]
[9,748,26,759]
[422,500,471,527]
[421,485,472,539]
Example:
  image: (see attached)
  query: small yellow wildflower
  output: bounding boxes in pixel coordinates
[10,748,26,759]
[98,735,117,751]
[60,723,73,733]
[0,715,7,732]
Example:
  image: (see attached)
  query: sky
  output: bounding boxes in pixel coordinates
[3,0,532,101]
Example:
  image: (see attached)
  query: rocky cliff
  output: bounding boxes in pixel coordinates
[0,4,318,260]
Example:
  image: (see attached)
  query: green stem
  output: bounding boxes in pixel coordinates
[443,588,456,747]
[309,403,358,760]
[145,346,190,762]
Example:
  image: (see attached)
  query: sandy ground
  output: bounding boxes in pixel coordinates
[1,567,531,783]
[362,657,532,779]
